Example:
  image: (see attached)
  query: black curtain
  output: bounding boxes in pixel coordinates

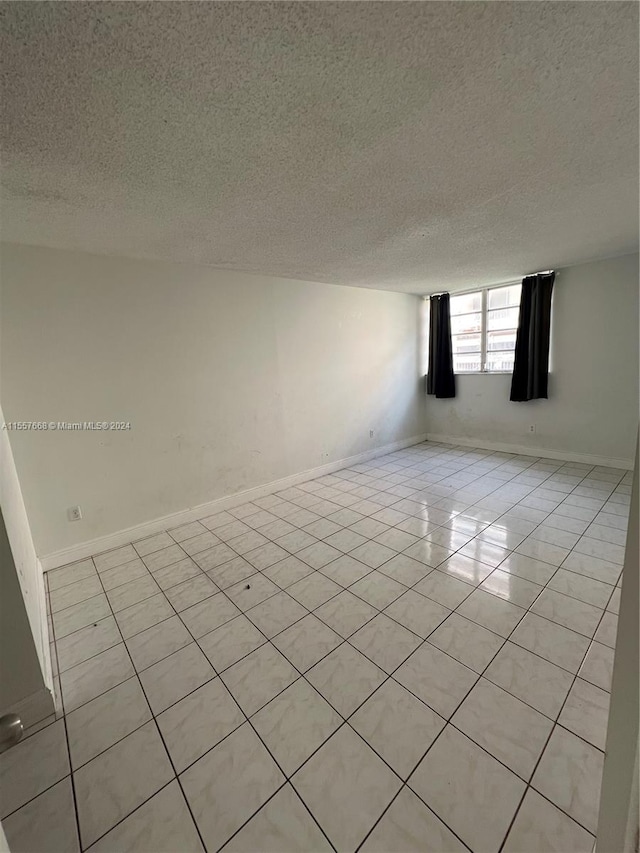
[510,272,555,401]
[426,293,456,398]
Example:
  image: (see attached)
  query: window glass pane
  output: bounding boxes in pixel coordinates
[486,350,516,372]
[487,306,519,331]
[488,284,521,310]
[487,329,517,351]
[450,292,482,315]
[451,312,481,335]
[453,352,482,372]
[452,333,481,354]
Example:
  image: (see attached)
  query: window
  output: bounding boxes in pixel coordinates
[450,283,521,373]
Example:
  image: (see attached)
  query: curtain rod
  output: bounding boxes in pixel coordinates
[424,270,556,299]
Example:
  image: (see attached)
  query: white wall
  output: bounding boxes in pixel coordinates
[0,507,48,711]
[0,243,424,557]
[596,438,638,853]
[425,254,639,466]
[0,401,52,698]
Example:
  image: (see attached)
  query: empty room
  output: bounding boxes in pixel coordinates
[0,3,638,853]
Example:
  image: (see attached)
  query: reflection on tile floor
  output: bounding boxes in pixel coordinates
[1,441,629,852]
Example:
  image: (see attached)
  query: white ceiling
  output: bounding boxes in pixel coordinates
[1,2,638,293]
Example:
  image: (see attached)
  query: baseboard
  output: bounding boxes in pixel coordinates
[425,433,634,470]
[1,687,55,732]
[41,433,429,571]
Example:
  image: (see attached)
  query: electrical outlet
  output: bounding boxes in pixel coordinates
[67,505,82,521]
[528,424,536,434]
[369,429,374,438]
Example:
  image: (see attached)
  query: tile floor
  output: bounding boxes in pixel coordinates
[1,441,630,853]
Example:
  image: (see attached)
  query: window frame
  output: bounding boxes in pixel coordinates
[448,282,521,376]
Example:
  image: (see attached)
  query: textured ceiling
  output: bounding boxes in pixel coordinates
[1,2,638,293]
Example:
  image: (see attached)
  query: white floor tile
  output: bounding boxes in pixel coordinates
[169,521,208,543]
[349,571,407,609]
[452,677,553,779]
[546,569,613,608]
[360,786,466,852]
[594,611,618,648]
[351,613,422,673]
[510,613,590,673]
[74,721,173,848]
[52,594,112,640]
[164,573,218,611]
[402,539,452,568]
[66,677,151,769]
[153,558,201,591]
[94,545,138,572]
[409,725,525,853]
[561,552,621,586]
[531,588,603,638]
[297,541,343,570]
[139,643,215,714]
[377,553,431,586]
[106,575,161,612]
[413,571,474,609]
[319,553,373,586]
[480,569,543,608]
[252,679,342,775]
[532,726,604,834]
[499,552,557,585]
[181,723,284,852]
[503,788,594,853]
[273,614,342,672]
[133,532,175,557]
[436,553,494,585]
[455,588,525,637]
[100,559,149,592]
[223,783,332,853]
[199,613,266,671]
[126,615,192,671]
[87,781,204,853]
[429,614,504,673]
[292,725,401,852]
[60,644,135,713]
[349,540,398,569]
[393,643,477,719]
[56,616,121,673]
[314,590,377,638]
[244,590,306,639]
[351,679,445,778]
[221,643,299,716]
[515,536,570,567]
[484,641,573,719]
[157,677,244,772]
[115,593,174,639]
[307,643,386,717]
[180,592,241,638]
[47,559,96,592]
[2,777,79,853]
[49,575,103,613]
[559,678,611,751]
[383,590,450,639]
[459,538,510,568]
[262,555,314,589]
[0,719,69,819]
[287,572,342,610]
[578,640,614,691]
[225,574,280,611]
